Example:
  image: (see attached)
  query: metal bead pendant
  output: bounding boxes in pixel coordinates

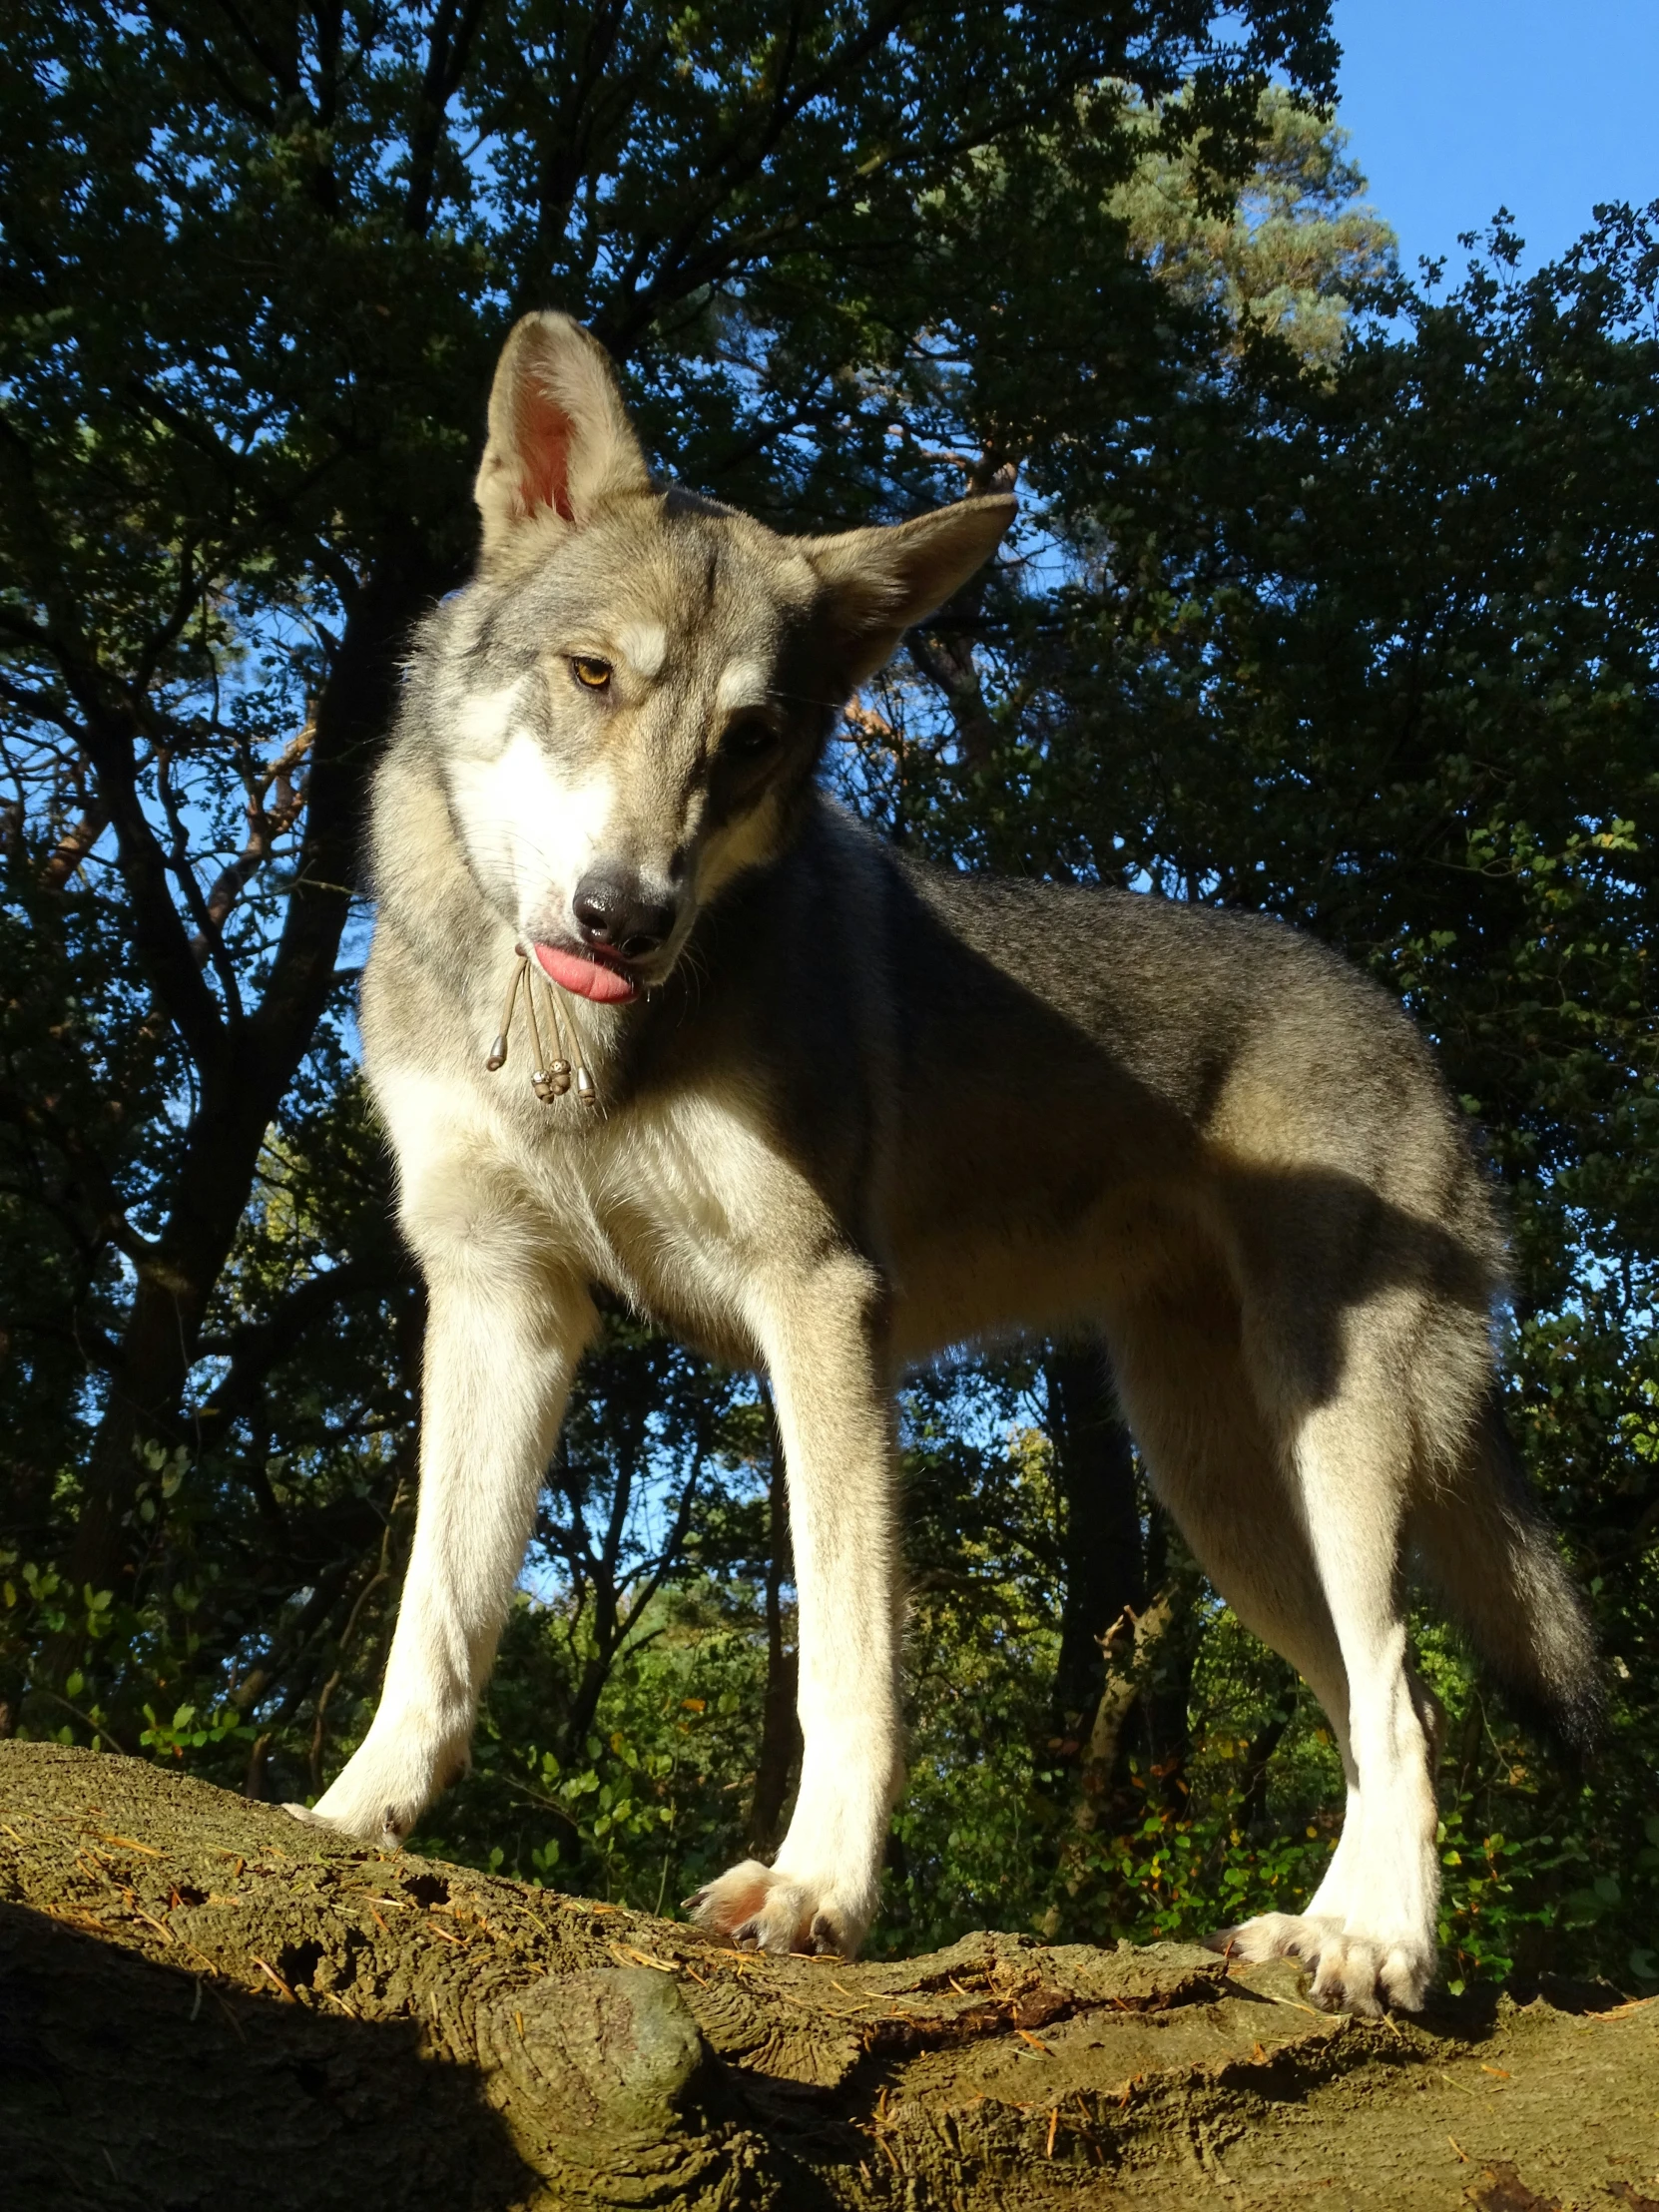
[487,943,597,1108]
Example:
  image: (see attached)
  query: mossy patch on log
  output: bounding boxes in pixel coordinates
[1,1743,1655,2209]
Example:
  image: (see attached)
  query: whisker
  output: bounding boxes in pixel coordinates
[764,687,841,712]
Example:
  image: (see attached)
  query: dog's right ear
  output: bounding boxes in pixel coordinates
[473,312,651,560]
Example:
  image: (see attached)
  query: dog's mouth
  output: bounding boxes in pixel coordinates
[532,940,645,1004]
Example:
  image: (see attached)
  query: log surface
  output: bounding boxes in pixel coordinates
[1,1744,1654,2209]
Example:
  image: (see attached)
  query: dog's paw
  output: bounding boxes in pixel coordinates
[280,1723,463,1849]
[683,1859,863,1957]
[281,1797,411,1850]
[1208,1912,1432,2016]
[1207,1910,1340,1966]
[282,1753,432,1849]
[1307,1929,1432,2016]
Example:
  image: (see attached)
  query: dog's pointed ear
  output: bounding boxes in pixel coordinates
[806,492,1016,683]
[473,312,651,558]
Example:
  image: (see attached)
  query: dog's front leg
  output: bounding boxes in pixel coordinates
[286,1267,595,1847]
[689,1255,901,1956]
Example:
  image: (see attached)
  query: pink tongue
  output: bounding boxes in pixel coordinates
[533,941,639,1003]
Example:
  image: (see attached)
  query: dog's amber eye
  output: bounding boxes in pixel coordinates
[570,656,612,691]
[726,716,779,758]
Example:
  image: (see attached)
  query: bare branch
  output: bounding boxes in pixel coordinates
[190,708,316,966]
[201,1257,404,1436]
[0,413,228,1071]
[154,742,246,1023]
[906,628,1000,774]
[43,803,110,891]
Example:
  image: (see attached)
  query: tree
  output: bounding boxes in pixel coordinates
[1113,82,1396,365]
[6,1740,1656,2209]
[0,0,1336,1733]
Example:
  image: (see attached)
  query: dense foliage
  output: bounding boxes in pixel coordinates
[1,1,1654,1996]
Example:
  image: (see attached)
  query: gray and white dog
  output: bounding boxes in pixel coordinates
[288,310,1598,2015]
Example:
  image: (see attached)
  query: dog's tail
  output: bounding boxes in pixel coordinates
[1409,1397,1603,1753]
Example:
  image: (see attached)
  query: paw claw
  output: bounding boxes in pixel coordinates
[810,1912,842,1956]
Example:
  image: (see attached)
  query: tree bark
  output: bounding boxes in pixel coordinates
[1138,1503,1199,1798]
[1067,1586,1180,1837]
[3,1744,1653,2212]
[1045,1345,1144,1741]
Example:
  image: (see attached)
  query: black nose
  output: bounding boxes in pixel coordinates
[571,871,677,960]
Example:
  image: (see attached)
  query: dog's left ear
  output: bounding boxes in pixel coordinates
[474,311,651,561]
[807,492,1016,683]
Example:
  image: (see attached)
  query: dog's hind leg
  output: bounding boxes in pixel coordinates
[687,1251,902,1957]
[286,1253,596,1848]
[1105,1300,1384,1982]
[1193,1260,1455,2016]
[1273,1341,1443,2014]
[1110,1282,1452,2013]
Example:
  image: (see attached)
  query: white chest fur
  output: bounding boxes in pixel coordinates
[370,1058,798,1348]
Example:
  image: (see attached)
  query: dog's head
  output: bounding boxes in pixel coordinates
[436,311,1013,1004]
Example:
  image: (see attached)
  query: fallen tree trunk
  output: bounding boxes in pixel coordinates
[1,1744,1655,2211]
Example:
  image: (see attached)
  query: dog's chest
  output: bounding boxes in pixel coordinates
[511,1081,798,1336]
[376,1053,821,1357]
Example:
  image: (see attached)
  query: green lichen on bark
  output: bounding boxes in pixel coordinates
[1,1745,1655,2209]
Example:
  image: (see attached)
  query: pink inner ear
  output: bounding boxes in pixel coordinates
[515,377,577,524]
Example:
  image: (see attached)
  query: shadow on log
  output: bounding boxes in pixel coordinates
[2,1744,1656,2210]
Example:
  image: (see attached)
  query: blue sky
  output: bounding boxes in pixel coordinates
[1332,0,1659,276]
